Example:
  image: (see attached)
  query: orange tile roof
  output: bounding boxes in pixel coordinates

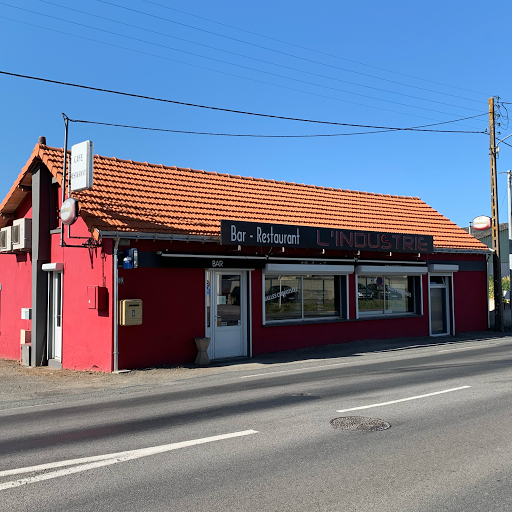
[0,143,489,252]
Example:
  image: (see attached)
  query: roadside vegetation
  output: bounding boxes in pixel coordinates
[489,275,511,299]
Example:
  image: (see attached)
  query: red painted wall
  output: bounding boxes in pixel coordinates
[426,253,489,334]
[251,255,489,356]
[117,265,205,369]
[0,195,32,360]
[453,270,488,333]
[0,214,490,371]
[251,270,432,355]
[51,220,114,372]
[110,246,488,368]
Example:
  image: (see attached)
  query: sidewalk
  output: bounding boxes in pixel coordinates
[1,330,509,407]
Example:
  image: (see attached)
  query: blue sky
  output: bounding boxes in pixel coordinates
[1,0,511,228]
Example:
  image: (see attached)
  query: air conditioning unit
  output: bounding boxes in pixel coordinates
[12,218,32,252]
[0,226,12,252]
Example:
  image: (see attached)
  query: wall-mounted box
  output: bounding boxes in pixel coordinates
[20,329,31,344]
[12,218,32,252]
[21,343,31,367]
[20,330,31,365]
[119,299,143,326]
[21,308,32,320]
[123,248,138,269]
[42,262,64,272]
[0,226,12,252]
[87,285,107,310]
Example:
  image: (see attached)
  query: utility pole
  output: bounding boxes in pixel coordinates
[508,170,512,299]
[489,97,503,331]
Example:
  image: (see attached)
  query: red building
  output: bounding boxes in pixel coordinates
[0,139,490,372]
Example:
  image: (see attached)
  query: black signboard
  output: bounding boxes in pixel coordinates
[137,251,266,269]
[221,220,434,254]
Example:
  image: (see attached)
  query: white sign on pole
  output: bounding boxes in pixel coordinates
[71,140,94,192]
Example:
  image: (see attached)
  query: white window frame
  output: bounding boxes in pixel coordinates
[205,268,253,359]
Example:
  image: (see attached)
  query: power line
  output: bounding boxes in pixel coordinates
[95,0,489,100]
[139,0,490,97]
[65,116,486,136]
[0,15,486,127]
[0,3,480,117]
[0,70,487,132]
[33,0,481,112]
[66,118,402,137]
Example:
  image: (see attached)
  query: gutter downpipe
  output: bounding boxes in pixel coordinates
[113,238,120,372]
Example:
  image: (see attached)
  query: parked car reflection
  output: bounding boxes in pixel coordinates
[358,283,374,299]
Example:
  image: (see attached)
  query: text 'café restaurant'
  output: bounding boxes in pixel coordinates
[0,141,490,372]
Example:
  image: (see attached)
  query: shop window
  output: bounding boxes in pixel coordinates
[264,275,344,323]
[357,275,418,317]
[303,276,340,318]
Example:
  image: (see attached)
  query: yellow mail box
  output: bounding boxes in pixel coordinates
[119,299,143,326]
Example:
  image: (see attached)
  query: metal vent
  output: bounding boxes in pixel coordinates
[11,225,20,245]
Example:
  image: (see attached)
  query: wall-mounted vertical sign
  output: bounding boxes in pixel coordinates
[71,140,94,192]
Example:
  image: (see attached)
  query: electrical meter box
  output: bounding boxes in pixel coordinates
[119,299,143,326]
[87,286,107,310]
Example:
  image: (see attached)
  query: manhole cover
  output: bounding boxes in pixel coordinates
[330,416,390,431]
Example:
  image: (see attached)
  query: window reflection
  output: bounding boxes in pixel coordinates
[358,275,414,316]
[216,274,241,327]
[303,276,339,318]
[264,275,341,321]
[265,275,302,321]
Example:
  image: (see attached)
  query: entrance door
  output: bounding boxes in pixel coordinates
[208,272,247,359]
[430,275,450,336]
[50,271,63,361]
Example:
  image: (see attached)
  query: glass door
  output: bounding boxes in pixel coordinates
[50,271,62,360]
[209,272,247,359]
[430,275,450,336]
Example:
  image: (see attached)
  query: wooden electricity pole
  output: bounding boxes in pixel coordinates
[489,97,503,331]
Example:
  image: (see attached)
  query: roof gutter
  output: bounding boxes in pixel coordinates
[433,247,492,255]
[113,237,120,373]
[97,230,219,243]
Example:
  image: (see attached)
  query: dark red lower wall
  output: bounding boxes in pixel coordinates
[117,266,205,369]
[251,270,432,355]
[453,269,488,333]
[111,251,489,369]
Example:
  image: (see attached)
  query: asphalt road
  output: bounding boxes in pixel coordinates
[1,335,512,512]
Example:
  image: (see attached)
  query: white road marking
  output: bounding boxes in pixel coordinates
[0,429,258,491]
[240,362,350,378]
[336,386,471,413]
